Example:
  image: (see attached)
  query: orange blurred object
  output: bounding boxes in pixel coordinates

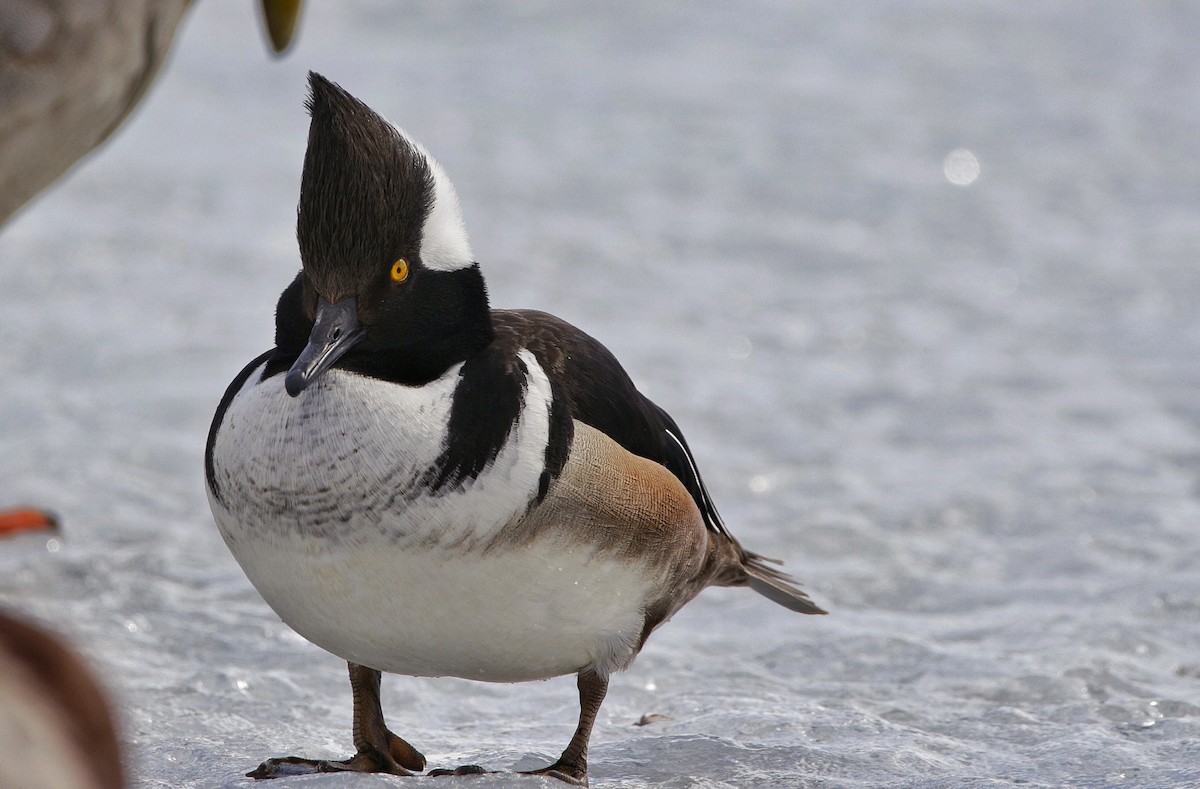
[0,508,59,536]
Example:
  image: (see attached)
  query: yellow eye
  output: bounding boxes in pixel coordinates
[390,258,410,282]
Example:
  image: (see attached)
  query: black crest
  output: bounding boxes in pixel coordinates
[299,73,434,297]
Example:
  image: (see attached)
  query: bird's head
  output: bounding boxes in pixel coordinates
[281,72,491,397]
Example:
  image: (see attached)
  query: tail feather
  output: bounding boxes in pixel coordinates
[742,552,827,615]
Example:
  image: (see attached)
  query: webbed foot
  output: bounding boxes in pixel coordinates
[520,761,588,786]
[428,764,489,777]
[247,735,425,779]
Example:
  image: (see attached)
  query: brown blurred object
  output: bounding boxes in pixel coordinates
[0,609,123,789]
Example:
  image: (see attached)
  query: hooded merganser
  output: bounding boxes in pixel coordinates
[206,72,824,785]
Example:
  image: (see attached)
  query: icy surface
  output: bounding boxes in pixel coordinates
[2,2,1199,787]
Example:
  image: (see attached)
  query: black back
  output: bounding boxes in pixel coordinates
[492,310,732,538]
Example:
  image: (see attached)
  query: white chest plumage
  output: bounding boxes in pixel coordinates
[208,353,654,681]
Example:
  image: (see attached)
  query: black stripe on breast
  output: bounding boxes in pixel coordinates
[205,349,274,505]
[537,377,574,503]
[422,345,529,494]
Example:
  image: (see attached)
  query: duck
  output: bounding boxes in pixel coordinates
[0,0,304,226]
[206,71,825,785]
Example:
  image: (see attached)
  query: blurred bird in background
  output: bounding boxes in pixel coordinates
[0,0,301,528]
[0,2,303,786]
[0,0,302,225]
[0,609,125,789]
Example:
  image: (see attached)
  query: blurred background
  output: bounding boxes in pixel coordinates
[0,2,1198,787]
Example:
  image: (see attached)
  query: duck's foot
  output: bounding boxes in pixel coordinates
[0,508,58,536]
[247,737,424,779]
[520,761,588,786]
[246,756,336,779]
[426,763,583,785]
[428,764,489,777]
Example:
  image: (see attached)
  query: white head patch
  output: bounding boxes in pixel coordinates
[393,123,474,272]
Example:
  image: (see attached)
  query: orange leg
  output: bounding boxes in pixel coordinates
[247,662,425,779]
[519,670,609,786]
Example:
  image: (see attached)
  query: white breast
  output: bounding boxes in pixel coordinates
[208,354,654,681]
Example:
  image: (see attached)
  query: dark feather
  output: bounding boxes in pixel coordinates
[491,310,730,537]
[205,349,274,505]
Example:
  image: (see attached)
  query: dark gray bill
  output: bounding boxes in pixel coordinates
[285,296,366,397]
